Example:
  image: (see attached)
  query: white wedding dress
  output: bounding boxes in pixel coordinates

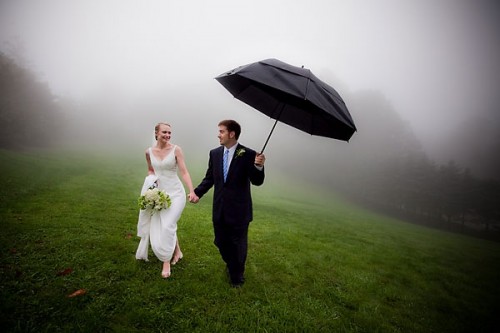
[135,146,186,262]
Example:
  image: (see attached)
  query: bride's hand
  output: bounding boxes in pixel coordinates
[187,192,199,203]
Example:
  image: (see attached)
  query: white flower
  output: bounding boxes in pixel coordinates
[144,188,160,201]
[235,148,246,158]
[138,188,171,214]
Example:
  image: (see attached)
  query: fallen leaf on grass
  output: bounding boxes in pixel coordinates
[125,233,132,239]
[68,289,87,298]
[56,268,73,276]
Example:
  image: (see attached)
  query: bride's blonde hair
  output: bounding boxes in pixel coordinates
[154,122,171,140]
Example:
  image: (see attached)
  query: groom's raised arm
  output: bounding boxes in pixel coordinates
[249,152,265,186]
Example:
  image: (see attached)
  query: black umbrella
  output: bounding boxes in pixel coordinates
[215,58,357,153]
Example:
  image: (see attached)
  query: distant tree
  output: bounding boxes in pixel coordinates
[438,160,463,222]
[475,180,500,231]
[433,113,500,181]
[457,168,475,226]
[0,52,62,149]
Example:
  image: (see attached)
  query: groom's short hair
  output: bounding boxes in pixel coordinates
[219,120,241,140]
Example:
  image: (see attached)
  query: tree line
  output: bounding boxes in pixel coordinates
[323,91,500,240]
[338,153,500,239]
[0,52,63,149]
[2,52,499,240]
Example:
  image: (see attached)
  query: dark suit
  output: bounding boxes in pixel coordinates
[194,144,265,285]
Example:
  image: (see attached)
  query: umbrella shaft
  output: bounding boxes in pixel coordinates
[261,118,278,154]
[260,103,285,154]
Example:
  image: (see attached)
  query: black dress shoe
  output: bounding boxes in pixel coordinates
[231,281,244,288]
[230,275,245,288]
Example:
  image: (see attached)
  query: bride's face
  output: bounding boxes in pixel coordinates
[156,124,172,143]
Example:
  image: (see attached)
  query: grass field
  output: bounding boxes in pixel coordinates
[1,149,499,332]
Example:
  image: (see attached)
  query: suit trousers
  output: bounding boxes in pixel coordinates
[213,220,249,284]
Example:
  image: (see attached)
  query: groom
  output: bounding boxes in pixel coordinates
[191,119,265,287]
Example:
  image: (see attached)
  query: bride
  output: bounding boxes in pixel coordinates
[135,122,196,278]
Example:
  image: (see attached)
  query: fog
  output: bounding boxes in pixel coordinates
[1,0,500,179]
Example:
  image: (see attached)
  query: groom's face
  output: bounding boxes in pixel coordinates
[218,125,234,147]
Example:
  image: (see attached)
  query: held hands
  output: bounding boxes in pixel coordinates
[254,153,266,167]
[188,192,199,203]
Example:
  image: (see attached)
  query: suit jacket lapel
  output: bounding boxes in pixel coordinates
[226,144,242,180]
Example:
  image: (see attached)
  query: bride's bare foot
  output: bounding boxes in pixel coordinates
[161,262,171,278]
[171,251,183,265]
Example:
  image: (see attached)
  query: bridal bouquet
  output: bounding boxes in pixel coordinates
[138,187,171,213]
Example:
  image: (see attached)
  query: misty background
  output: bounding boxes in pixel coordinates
[1,0,500,235]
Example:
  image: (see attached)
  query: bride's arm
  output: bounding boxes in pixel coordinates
[145,149,155,175]
[175,146,195,196]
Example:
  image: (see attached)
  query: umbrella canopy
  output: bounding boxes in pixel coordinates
[215,58,356,153]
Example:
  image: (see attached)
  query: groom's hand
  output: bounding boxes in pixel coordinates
[188,193,200,203]
[255,153,265,167]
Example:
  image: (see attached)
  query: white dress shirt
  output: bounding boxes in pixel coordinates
[224,144,237,169]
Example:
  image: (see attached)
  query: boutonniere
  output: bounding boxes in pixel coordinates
[235,148,246,158]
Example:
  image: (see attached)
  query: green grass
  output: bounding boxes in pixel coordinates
[1,149,499,332]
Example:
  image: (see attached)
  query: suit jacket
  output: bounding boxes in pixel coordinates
[194,144,265,225]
